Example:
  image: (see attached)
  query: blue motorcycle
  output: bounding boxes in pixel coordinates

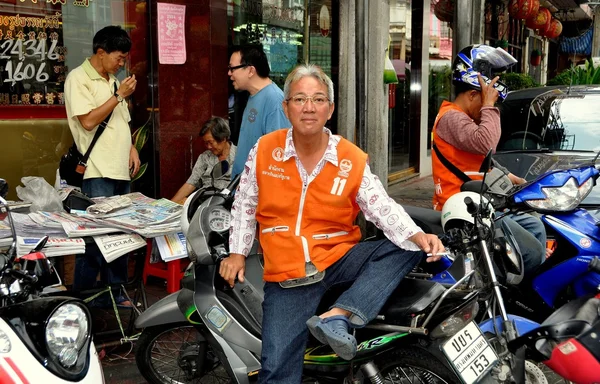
[406,163,600,324]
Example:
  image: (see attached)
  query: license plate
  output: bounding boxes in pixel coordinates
[442,321,498,384]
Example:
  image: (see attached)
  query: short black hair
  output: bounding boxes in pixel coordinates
[93,26,132,54]
[200,116,231,142]
[453,80,477,99]
[232,45,270,78]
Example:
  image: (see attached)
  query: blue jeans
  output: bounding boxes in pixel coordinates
[258,239,424,383]
[498,213,545,275]
[74,178,130,302]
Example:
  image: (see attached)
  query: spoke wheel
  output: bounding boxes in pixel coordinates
[135,323,232,384]
[377,347,460,384]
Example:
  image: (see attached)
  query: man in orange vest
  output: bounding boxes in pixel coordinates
[220,64,444,383]
[431,44,546,273]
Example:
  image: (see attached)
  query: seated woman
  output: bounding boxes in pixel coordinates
[171,116,237,204]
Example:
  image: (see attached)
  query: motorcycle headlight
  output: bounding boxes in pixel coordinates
[45,302,90,368]
[525,177,593,212]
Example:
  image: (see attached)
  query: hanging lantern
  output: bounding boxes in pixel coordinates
[433,0,454,23]
[508,0,539,20]
[526,7,552,32]
[530,49,542,66]
[543,18,563,39]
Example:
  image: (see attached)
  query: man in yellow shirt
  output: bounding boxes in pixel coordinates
[64,25,139,307]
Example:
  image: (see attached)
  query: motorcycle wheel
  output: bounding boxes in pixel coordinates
[135,323,232,384]
[375,347,459,383]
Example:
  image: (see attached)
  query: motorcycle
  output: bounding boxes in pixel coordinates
[508,293,600,383]
[0,179,104,383]
[134,159,546,384]
[405,161,600,323]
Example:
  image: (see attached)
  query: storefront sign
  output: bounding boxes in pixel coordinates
[157,3,186,65]
[0,12,65,105]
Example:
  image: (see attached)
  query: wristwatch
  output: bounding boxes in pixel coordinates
[114,92,124,103]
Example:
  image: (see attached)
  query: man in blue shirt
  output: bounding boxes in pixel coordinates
[229,45,290,177]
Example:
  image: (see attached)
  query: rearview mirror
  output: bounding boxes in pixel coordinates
[211,160,229,180]
[479,150,494,173]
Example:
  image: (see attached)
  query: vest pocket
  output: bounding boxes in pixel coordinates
[261,226,290,235]
[312,231,349,240]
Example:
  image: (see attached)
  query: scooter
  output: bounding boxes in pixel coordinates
[405,162,600,323]
[0,179,104,383]
[134,159,546,384]
[508,293,600,383]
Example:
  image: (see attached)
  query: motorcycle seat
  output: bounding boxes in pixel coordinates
[379,278,446,323]
[403,205,443,235]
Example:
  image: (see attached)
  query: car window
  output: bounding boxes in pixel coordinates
[545,95,600,151]
[499,92,600,152]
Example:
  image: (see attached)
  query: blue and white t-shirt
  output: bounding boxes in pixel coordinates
[232,82,290,177]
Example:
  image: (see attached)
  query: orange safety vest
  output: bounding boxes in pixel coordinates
[432,101,485,211]
[255,130,367,282]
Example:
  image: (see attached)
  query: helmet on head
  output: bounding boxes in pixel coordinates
[453,44,517,101]
[441,191,494,232]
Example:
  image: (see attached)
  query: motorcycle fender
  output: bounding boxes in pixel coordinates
[135,291,187,328]
[479,315,540,336]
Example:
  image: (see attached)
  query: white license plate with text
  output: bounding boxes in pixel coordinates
[442,321,498,384]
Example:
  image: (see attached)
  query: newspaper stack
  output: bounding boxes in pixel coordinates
[86,195,132,215]
[93,198,182,237]
[11,212,67,238]
[155,232,188,262]
[29,211,121,237]
[16,236,86,257]
[93,233,147,263]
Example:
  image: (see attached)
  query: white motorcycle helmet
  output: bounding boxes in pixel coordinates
[441,192,494,231]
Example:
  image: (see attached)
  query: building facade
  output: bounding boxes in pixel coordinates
[0,0,434,200]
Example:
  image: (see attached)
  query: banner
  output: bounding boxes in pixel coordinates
[157,3,186,65]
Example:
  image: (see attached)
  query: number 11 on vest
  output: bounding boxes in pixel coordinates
[330,177,347,196]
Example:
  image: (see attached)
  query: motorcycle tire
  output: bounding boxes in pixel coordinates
[375,346,460,383]
[135,323,232,384]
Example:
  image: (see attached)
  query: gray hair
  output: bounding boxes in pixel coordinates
[200,116,230,142]
[283,64,334,103]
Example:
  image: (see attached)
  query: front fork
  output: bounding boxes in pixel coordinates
[478,234,528,383]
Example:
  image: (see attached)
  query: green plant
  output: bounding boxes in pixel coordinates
[131,117,151,182]
[500,72,539,91]
[546,59,600,86]
[531,49,541,58]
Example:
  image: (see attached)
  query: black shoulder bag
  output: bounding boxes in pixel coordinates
[60,83,118,187]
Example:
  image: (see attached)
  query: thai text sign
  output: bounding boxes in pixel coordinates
[0,12,66,106]
[157,3,186,65]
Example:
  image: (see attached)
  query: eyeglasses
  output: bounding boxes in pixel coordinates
[287,95,330,106]
[228,64,248,72]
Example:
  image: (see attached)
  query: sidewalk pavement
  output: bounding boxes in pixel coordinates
[388,174,434,209]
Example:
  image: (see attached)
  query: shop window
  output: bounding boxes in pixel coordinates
[0,0,149,199]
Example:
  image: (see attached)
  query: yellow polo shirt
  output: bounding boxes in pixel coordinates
[64,59,132,181]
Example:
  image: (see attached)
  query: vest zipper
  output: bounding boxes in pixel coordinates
[260,226,290,234]
[312,230,350,240]
[296,183,311,262]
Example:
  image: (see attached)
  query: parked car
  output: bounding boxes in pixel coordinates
[494,85,600,206]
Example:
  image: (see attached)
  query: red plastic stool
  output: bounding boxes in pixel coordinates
[142,239,189,293]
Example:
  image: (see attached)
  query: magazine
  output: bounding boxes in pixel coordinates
[155,232,188,262]
[93,233,147,263]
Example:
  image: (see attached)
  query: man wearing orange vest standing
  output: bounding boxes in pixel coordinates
[431,44,545,274]
[219,64,445,383]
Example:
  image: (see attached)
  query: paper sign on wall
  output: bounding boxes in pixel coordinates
[157,3,186,65]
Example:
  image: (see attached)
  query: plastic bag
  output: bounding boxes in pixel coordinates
[16,176,64,212]
[384,56,399,84]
